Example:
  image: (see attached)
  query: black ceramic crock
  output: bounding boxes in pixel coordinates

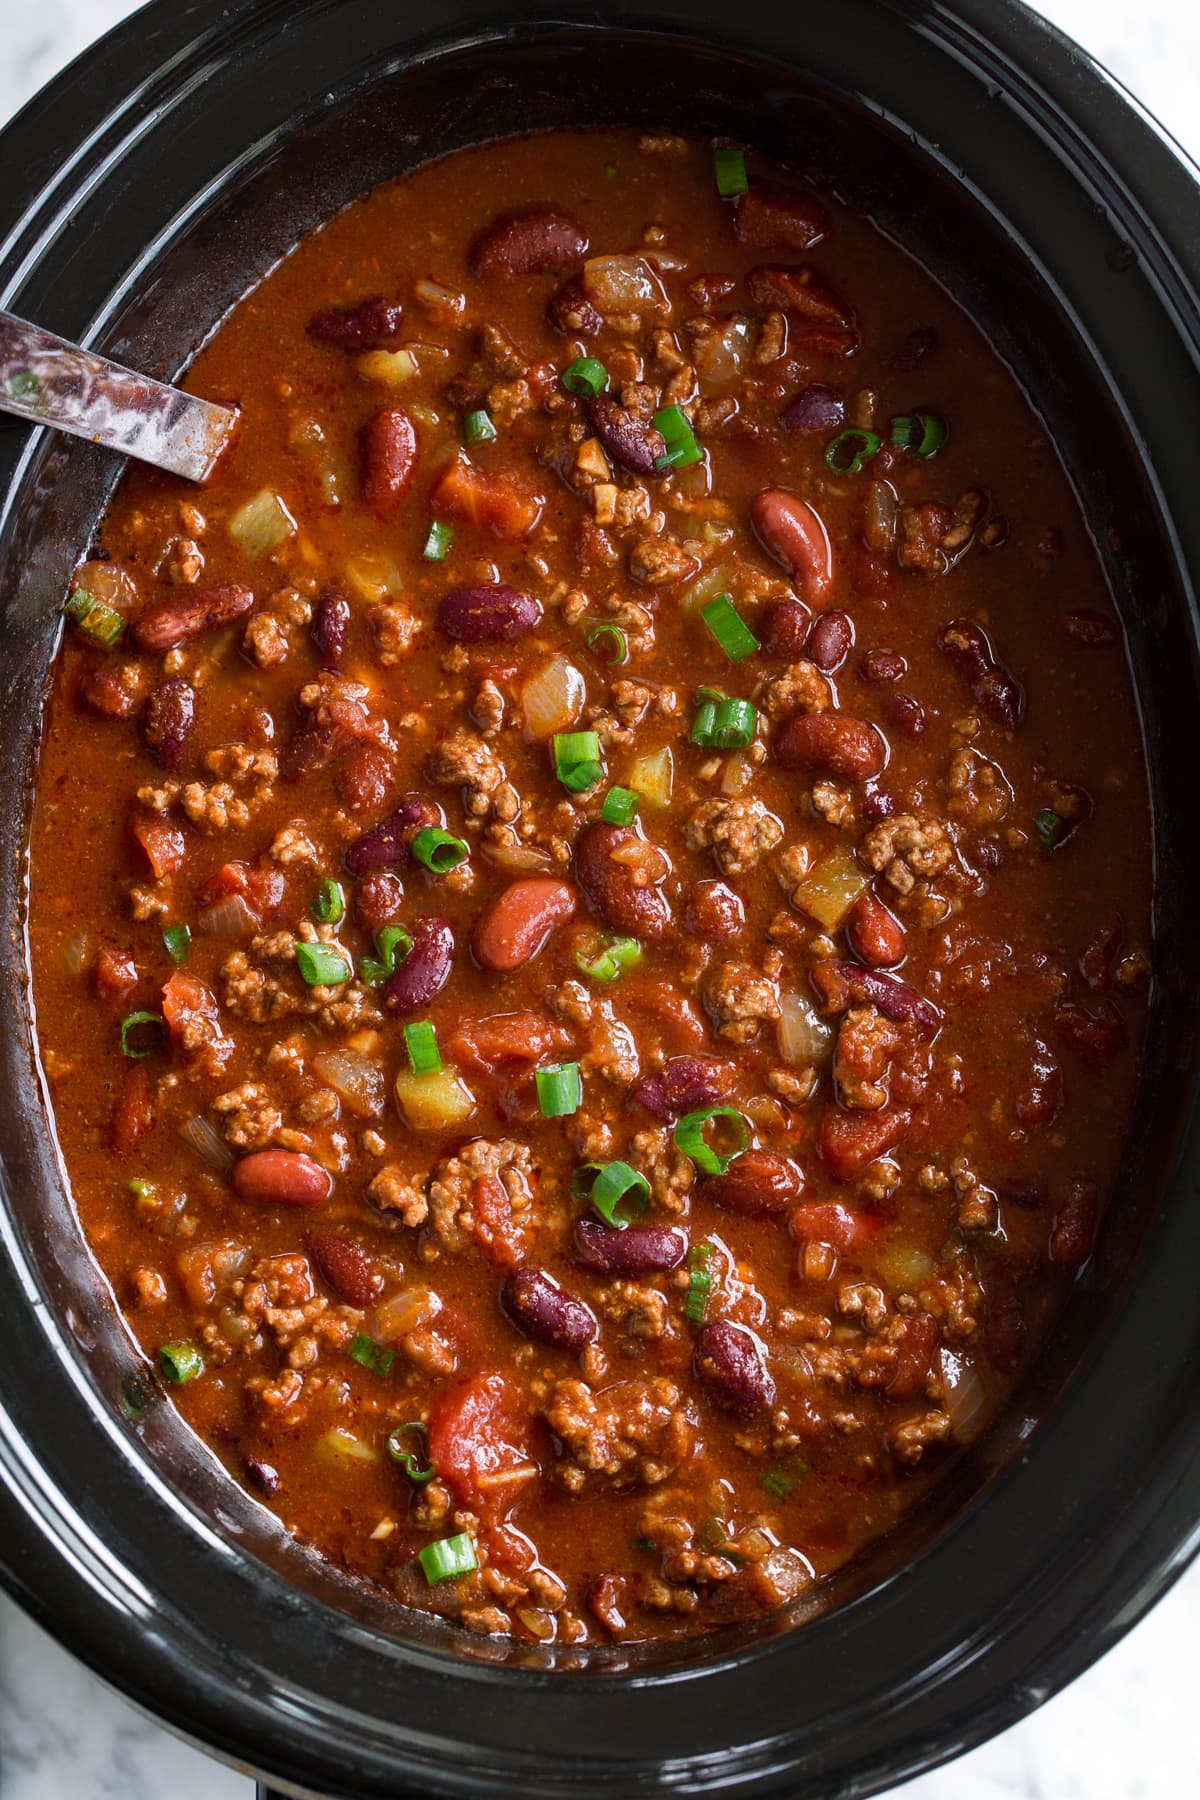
[2,2,1200,1796]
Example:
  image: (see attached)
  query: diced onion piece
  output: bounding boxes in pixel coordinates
[582,255,669,319]
[792,849,871,932]
[64,931,91,976]
[195,893,259,937]
[315,1427,379,1470]
[626,746,673,811]
[522,655,586,741]
[877,1243,936,1289]
[414,277,466,317]
[179,1113,234,1170]
[753,1545,815,1605]
[693,315,753,384]
[344,551,401,603]
[679,565,733,615]
[354,346,420,387]
[940,1348,987,1443]
[311,1048,386,1118]
[371,1285,441,1344]
[72,559,136,610]
[778,992,834,1064]
[228,488,296,558]
[393,1066,476,1131]
[720,751,754,796]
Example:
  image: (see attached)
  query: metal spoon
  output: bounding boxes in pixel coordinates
[0,312,237,482]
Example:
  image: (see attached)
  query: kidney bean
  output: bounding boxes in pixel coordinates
[472,877,577,972]
[860,647,906,683]
[939,619,1023,729]
[774,711,886,781]
[849,547,893,599]
[697,1150,803,1217]
[885,692,926,740]
[587,395,665,475]
[1048,1179,1099,1271]
[307,293,404,350]
[997,1176,1047,1210]
[1054,1000,1125,1069]
[846,891,905,971]
[862,787,899,823]
[81,665,140,718]
[571,1219,687,1275]
[683,879,744,942]
[354,871,405,932]
[574,823,671,942]
[437,583,543,643]
[345,795,440,874]
[312,588,349,666]
[308,1231,381,1308]
[1063,608,1118,648]
[788,1201,877,1252]
[232,1149,332,1208]
[133,583,253,652]
[383,914,454,1014]
[1014,1038,1063,1128]
[143,678,195,770]
[751,490,833,605]
[746,267,859,356]
[361,407,417,517]
[337,742,391,814]
[780,384,843,434]
[758,598,810,659]
[811,960,939,1032]
[693,1319,776,1414]
[632,1056,734,1121]
[243,1455,281,1496]
[816,1106,907,1181]
[547,276,602,337]
[501,1267,597,1352]
[806,609,853,671]
[733,181,830,251]
[470,209,589,278]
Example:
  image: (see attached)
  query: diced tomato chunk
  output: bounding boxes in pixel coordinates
[431,454,544,540]
[196,860,284,914]
[887,1313,938,1400]
[787,1202,878,1251]
[427,1372,538,1515]
[111,1065,155,1153]
[816,1107,907,1181]
[130,814,186,880]
[470,1174,524,1269]
[448,1011,573,1075]
[161,970,221,1044]
[94,942,138,1002]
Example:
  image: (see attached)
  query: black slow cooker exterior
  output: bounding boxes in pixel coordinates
[3,3,1200,1796]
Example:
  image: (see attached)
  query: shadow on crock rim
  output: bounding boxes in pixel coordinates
[2,2,1200,1796]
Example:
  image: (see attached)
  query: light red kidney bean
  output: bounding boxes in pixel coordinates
[472,877,577,972]
[574,823,672,942]
[232,1150,332,1208]
[571,1220,687,1275]
[501,1267,597,1352]
[846,891,906,969]
[683,880,744,942]
[143,678,195,769]
[437,583,543,643]
[805,609,854,670]
[693,1319,776,1414]
[307,294,404,350]
[758,598,810,659]
[361,407,417,517]
[133,583,253,652]
[697,1150,803,1217]
[312,589,349,665]
[774,711,887,781]
[308,1231,380,1307]
[632,1056,734,1121]
[751,489,833,605]
[470,209,589,278]
[383,914,455,1014]
[587,395,665,474]
[345,795,440,874]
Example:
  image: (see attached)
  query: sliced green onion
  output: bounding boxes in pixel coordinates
[1035,808,1067,851]
[359,924,411,988]
[762,1463,808,1499]
[553,730,605,794]
[586,622,629,666]
[410,826,469,874]
[422,519,455,562]
[157,1342,203,1385]
[65,587,124,647]
[685,1243,714,1324]
[461,409,496,446]
[7,370,40,402]
[700,594,759,662]
[295,941,352,988]
[571,1160,650,1227]
[652,403,702,471]
[349,1332,396,1379]
[824,428,882,474]
[561,356,608,398]
[535,1061,582,1118]
[673,1106,751,1176]
[120,1011,165,1059]
[690,691,757,749]
[161,923,191,965]
[575,935,642,983]
[310,878,346,925]
[632,1536,658,1553]
[890,410,946,458]
[404,1020,443,1075]
[419,1531,477,1583]
[387,1420,436,1484]
[601,786,640,826]
[126,1177,156,1201]
[714,146,749,198]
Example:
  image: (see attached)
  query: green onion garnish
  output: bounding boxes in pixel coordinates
[461,409,496,446]
[575,936,642,983]
[157,1342,204,1385]
[310,878,346,925]
[65,587,124,647]
[410,826,469,874]
[422,519,455,562]
[673,1106,751,1177]
[404,1020,442,1075]
[632,1536,658,1553]
[824,428,882,474]
[7,370,40,401]
[419,1531,477,1583]
[685,1243,714,1324]
[600,786,640,827]
[762,1464,808,1499]
[161,923,191,965]
[652,403,702,471]
[126,1177,156,1201]
[349,1332,396,1379]
[690,690,757,749]
[535,1061,582,1118]
[553,730,605,793]
[890,411,946,458]
[359,924,412,988]
[120,1011,165,1059]
[1035,808,1067,851]
[295,942,352,988]
[714,146,749,198]
[571,1160,651,1227]
[561,356,608,398]
[700,594,759,662]
[586,622,629,666]
[387,1420,436,1484]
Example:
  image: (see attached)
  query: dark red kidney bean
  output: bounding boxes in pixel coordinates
[751,489,833,604]
[547,276,602,337]
[846,891,906,969]
[82,666,140,718]
[571,1219,687,1275]
[733,182,830,251]
[697,1150,803,1217]
[133,583,253,652]
[885,692,926,740]
[774,711,886,781]
[281,690,373,781]
[862,787,899,822]
[758,598,810,659]
[383,914,454,1014]
[939,619,1023,729]
[437,583,542,643]
[361,407,417,517]
[683,879,744,942]
[308,1231,381,1308]
[501,1267,597,1352]
[860,647,906,683]
[354,870,405,931]
[242,1455,281,1496]
[806,609,853,671]
[307,294,404,350]
[143,678,195,770]
[1054,1000,1125,1070]
[780,384,843,434]
[587,395,666,475]
[1015,1037,1063,1128]
[312,589,349,666]
[470,209,589,278]
[694,1319,776,1414]
[632,1056,735,1121]
[1048,1179,1099,1271]
[232,1150,332,1208]
[345,795,440,874]
[811,960,940,1033]
[1063,608,1118,648]
[574,823,672,942]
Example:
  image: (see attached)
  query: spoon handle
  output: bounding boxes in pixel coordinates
[0,312,238,482]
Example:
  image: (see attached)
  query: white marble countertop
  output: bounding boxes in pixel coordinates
[3,1,1199,1795]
